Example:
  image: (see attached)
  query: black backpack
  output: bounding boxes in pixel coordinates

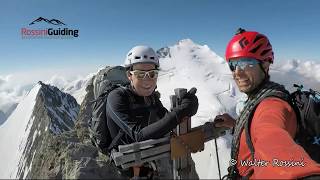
[89,66,131,155]
[290,84,320,163]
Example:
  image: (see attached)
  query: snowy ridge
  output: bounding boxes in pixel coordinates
[0,84,41,178]
[38,81,79,134]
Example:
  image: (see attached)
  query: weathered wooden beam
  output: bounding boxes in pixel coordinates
[112,144,170,166]
[118,136,170,154]
[111,123,229,168]
[120,152,171,169]
[200,122,228,142]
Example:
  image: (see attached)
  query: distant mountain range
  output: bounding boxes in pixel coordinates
[29,17,66,26]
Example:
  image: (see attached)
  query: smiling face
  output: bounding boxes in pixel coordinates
[127,63,158,97]
[231,59,270,94]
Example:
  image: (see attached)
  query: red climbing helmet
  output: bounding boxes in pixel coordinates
[225,28,274,63]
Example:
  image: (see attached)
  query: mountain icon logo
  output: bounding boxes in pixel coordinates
[29,17,66,26]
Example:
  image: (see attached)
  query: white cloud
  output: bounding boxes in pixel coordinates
[271,59,320,91]
[0,75,12,87]
[0,66,98,113]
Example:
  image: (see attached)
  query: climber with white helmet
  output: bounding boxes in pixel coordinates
[105,45,199,179]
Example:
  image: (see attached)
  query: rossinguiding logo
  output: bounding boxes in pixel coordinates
[29,17,66,26]
[21,17,79,39]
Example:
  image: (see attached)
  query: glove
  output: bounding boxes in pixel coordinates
[174,87,199,122]
[214,113,236,128]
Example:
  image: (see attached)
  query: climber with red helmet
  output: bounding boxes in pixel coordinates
[214,28,320,179]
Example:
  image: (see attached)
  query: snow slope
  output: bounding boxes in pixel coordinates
[0,82,80,179]
[0,110,5,125]
[0,84,41,178]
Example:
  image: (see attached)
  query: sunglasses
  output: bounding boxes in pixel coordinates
[228,58,260,72]
[130,69,159,79]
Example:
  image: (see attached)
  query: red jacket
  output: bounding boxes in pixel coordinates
[237,97,320,179]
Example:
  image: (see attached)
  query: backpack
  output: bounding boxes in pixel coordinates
[290,84,320,163]
[89,66,130,155]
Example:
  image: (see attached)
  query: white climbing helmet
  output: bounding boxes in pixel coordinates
[124,46,159,68]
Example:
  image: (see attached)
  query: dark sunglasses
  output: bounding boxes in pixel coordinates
[228,58,260,72]
[130,69,159,79]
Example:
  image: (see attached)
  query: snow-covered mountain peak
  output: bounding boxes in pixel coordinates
[0,82,80,178]
[157,40,241,124]
[37,81,79,134]
[177,38,196,46]
[155,40,243,178]
[170,39,225,63]
[45,73,94,105]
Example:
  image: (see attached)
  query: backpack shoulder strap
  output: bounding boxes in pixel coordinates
[105,86,135,151]
[245,90,291,160]
[108,129,124,151]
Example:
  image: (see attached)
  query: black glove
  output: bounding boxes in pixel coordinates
[173,87,199,122]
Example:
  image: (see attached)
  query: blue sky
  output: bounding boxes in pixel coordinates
[1,0,320,74]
